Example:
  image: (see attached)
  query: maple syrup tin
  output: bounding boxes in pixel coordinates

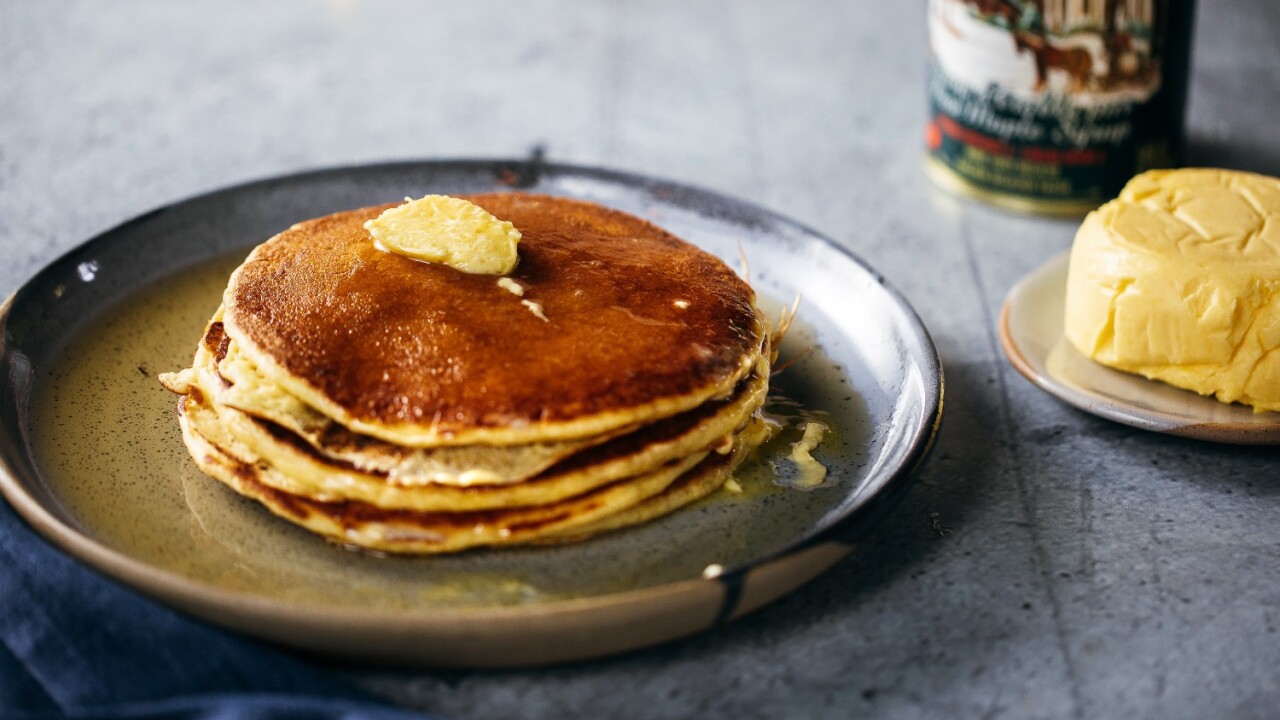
[925,0,1194,215]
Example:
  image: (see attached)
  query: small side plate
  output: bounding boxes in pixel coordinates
[1000,252,1280,445]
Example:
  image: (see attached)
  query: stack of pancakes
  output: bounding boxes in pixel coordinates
[161,193,775,554]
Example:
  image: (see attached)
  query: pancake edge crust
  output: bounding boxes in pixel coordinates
[179,401,741,554]
[184,360,768,511]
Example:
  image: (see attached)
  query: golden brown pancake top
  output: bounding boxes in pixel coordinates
[223,193,760,441]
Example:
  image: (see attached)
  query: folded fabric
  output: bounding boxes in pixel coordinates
[0,501,435,720]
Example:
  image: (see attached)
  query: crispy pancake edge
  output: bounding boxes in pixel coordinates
[183,358,767,511]
[179,404,720,554]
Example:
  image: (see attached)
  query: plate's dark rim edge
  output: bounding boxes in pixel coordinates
[0,158,946,622]
[997,253,1280,446]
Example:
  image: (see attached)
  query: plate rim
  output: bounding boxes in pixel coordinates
[0,159,943,656]
[999,250,1280,445]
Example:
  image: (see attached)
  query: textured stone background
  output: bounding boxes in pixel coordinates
[2,2,1278,718]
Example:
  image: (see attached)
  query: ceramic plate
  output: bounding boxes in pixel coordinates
[0,161,943,666]
[1000,252,1280,445]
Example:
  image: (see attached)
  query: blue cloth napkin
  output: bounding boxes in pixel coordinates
[0,500,433,720]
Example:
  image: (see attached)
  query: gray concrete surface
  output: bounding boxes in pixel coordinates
[3,2,1278,718]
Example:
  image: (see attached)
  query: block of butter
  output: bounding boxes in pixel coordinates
[1064,168,1280,412]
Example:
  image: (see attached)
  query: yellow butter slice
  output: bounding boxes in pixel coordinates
[364,195,521,275]
[1064,168,1280,412]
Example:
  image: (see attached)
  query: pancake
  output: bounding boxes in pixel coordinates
[220,193,764,446]
[179,408,717,554]
[161,192,779,554]
[180,347,767,511]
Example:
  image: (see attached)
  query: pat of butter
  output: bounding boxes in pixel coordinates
[1064,168,1280,412]
[364,195,521,275]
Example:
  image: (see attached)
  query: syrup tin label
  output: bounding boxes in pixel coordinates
[925,0,1193,211]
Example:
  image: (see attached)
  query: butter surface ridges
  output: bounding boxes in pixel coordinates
[1064,168,1280,412]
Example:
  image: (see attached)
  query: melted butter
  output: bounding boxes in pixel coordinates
[497,276,547,322]
[754,395,837,491]
[698,298,850,503]
[521,299,549,322]
[497,277,525,296]
[364,195,521,275]
[787,421,830,488]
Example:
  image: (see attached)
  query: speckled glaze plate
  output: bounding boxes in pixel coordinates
[0,161,942,667]
[1000,252,1280,445]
